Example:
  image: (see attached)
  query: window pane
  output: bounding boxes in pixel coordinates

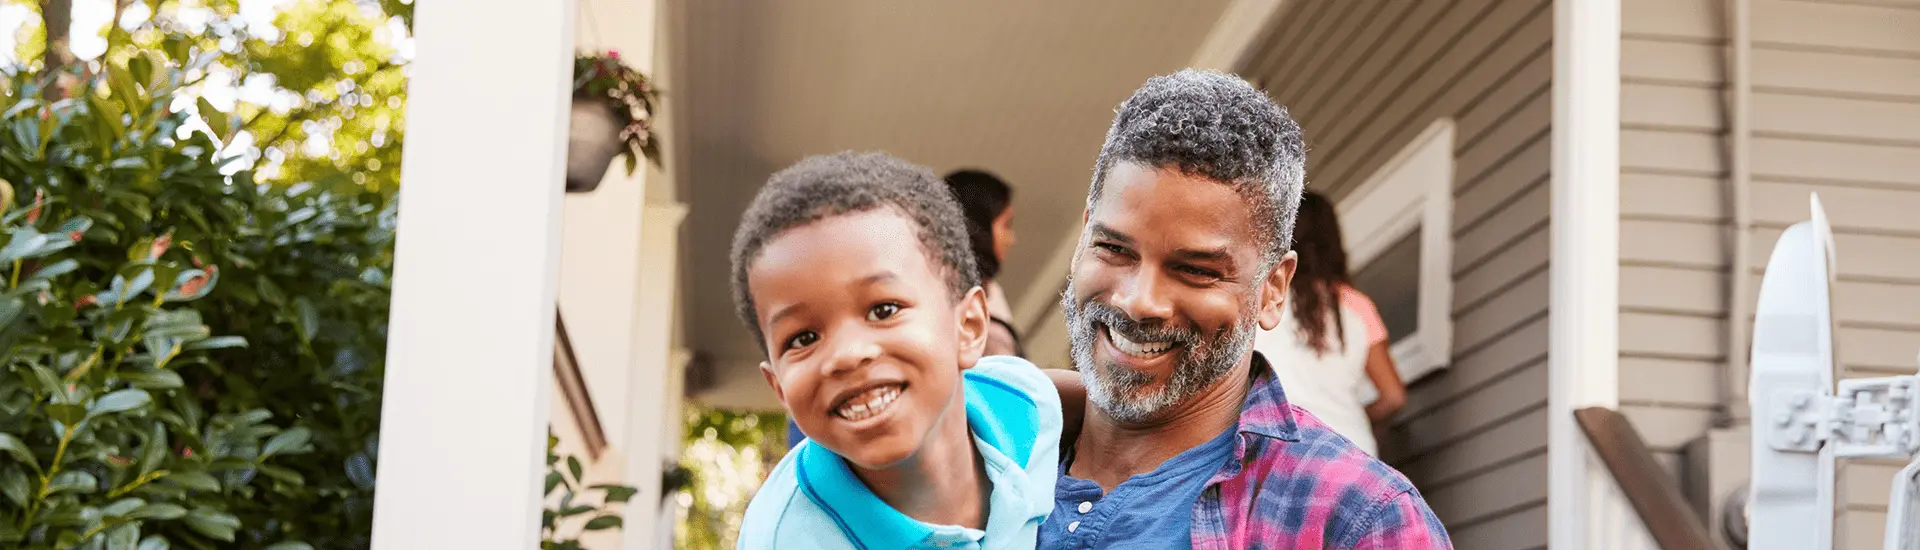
[1352,228,1421,342]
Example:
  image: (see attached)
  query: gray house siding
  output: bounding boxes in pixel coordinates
[1241,1,1552,547]
[1620,0,1920,548]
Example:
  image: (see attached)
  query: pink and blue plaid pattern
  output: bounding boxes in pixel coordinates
[1187,355,1453,549]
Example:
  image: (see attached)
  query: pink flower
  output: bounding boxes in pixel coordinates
[178,269,212,297]
[607,50,620,59]
[26,189,42,224]
[75,295,98,309]
[149,235,172,258]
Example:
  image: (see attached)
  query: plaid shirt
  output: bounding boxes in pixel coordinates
[1188,354,1451,549]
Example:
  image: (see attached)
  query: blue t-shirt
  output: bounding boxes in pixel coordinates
[1039,424,1238,548]
[739,356,1062,550]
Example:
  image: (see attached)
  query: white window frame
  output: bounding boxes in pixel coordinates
[1333,119,1455,384]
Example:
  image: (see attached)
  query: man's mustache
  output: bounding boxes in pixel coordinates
[1067,297,1200,348]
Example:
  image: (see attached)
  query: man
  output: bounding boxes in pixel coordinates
[1040,70,1452,549]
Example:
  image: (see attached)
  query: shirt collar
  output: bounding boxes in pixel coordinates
[1236,352,1300,443]
[794,370,1033,550]
[794,442,933,550]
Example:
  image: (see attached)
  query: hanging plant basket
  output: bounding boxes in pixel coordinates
[566,96,625,192]
[567,51,662,194]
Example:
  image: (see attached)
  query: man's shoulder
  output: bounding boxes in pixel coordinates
[1221,408,1442,546]
[1256,404,1416,496]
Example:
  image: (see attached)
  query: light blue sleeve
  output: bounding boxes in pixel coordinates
[967,356,1062,521]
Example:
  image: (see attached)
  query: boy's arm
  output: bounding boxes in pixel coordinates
[1043,368,1086,450]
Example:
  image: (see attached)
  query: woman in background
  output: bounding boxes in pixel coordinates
[944,169,1022,358]
[1255,191,1406,456]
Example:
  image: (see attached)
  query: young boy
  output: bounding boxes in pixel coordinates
[731,152,1061,550]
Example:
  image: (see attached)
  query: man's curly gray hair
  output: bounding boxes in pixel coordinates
[1088,69,1307,266]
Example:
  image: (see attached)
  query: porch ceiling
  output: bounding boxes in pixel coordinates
[671,0,1235,408]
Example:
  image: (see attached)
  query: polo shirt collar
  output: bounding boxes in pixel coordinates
[794,371,1033,550]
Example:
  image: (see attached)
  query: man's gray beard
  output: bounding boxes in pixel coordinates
[1062,282,1258,424]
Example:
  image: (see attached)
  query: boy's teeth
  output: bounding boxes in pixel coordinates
[1109,328,1174,357]
[835,384,902,421]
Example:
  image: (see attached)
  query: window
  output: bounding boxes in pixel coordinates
[1338,119,1454,383]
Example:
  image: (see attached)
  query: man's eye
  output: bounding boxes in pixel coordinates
[867,303,901,321]
[785,331,819,350]
[1178,266,1222,279]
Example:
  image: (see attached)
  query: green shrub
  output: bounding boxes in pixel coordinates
[2,54,393,549]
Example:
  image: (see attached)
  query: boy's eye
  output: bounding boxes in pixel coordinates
[867,303,901,321]
[785,331,819,350]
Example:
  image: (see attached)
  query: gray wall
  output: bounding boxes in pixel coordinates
[1620,0,1920,548]
[1241,1,1553,547]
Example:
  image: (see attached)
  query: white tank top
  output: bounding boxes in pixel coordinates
[1252,284,1388,456]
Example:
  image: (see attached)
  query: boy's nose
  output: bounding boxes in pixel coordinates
[821,332,881,377]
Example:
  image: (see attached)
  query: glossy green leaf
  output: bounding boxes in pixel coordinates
[27,258,79,280]
[196,98,230,143]
[165,471,220,493]
[89,389,153,417]
[46,403,86,426]
[48,470,98,494]
[582,515,622,531]
[128,503,188,521]
[262,427,312,457]
[599,485,639,503]
[184,507,240,542]
[0,433,31,464]
[119,369,185,390]
[1,467,29,507]
[263,543,315,550]
[105,523,140,550]
[183,336,247,351]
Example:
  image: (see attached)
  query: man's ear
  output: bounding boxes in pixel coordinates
[955,286,990,369]
[1257,252,1297,331]
[759,361,787,407]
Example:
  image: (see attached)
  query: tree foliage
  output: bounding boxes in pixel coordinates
[3,1,406,547]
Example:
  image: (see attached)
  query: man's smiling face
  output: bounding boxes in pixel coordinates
[1062,162,1293,424]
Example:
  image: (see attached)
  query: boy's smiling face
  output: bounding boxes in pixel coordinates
[750,209,988,469]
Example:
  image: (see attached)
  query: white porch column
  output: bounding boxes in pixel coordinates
[1549,0,1622,549]
[370,0,575,548]
[624,201,688,549]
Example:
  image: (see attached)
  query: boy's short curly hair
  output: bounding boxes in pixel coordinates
[729,151,980,349]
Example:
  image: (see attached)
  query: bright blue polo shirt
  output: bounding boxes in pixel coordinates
[738,356,1062,550]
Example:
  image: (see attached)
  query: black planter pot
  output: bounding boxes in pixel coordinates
[565,96,624,193]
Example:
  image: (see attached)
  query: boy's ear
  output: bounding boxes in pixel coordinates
[1257,252,1297,331]
[758,361,787,407]
[955,286,990,369]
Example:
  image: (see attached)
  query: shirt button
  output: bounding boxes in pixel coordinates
[1077,501,1093,513]
[1067,521,1081,533]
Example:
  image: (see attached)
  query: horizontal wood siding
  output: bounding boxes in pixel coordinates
[1242,1,1552,544]
[1621,0,1920,547]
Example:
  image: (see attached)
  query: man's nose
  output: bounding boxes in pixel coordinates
[1112,271,1175,323]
